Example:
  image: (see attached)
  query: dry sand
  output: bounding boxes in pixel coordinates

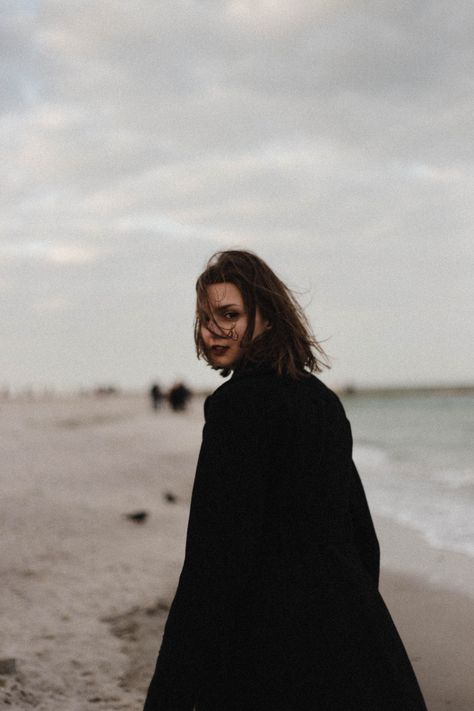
[1,393,473,710]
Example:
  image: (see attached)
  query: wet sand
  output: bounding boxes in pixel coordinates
[380,571,474,711]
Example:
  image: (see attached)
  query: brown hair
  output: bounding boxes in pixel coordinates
[194,250,330,378]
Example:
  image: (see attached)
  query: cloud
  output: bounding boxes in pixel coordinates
[1,0,473,388]
[0,240,103,264]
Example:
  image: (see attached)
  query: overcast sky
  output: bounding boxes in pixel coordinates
[1,0,473,393]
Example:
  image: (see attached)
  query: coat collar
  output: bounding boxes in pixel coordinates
[230,361,277,381]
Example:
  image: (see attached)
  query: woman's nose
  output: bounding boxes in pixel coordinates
[202,321,225,339]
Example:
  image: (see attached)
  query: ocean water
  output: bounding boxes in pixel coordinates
[341,392,474,559]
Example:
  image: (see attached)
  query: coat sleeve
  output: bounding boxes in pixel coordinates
[349,460,380,588]
[143,387,285,710]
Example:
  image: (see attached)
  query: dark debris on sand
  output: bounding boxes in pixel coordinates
[102,598,171,695]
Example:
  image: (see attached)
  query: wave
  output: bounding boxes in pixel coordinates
[357,453,474,560]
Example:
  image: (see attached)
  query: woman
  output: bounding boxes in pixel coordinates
[144,250,427,710]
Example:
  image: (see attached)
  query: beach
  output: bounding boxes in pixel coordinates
[1,392,473,710]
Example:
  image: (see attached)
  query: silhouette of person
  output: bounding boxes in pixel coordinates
[168,382,192,412]
[149,383,163,411]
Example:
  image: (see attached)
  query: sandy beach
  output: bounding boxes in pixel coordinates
[1,393,473,710]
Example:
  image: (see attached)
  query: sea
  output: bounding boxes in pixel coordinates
[341,391,474,559]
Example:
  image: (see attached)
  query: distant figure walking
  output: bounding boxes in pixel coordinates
[149,383,163,411]
[168,382,192,412]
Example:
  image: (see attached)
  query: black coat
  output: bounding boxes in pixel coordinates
[144,365,427,710]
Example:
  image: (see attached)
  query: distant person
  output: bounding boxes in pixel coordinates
[144,250,427,710]
[168,382,191,412]
[149,383,163,411]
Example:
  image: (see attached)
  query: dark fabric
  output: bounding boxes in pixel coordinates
[144,366,427,710]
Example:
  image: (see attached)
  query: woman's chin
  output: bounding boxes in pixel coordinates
[210,357,233,369]
[206,346,245,371]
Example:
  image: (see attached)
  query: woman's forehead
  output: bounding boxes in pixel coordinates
[204,282,243,307]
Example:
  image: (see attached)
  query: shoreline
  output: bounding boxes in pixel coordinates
[374,515,474,602]
[2,396,473,709]
[380,570,474,711]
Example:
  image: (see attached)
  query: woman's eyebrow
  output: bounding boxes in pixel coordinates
[215,303,239,311]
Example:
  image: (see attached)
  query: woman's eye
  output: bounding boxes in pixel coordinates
[224,311,238,320]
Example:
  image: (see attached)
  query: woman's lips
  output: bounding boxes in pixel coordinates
[210,345,230,356]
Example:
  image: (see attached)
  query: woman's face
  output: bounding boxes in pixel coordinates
[200,282,267,370]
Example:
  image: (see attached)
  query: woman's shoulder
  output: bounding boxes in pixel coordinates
[204,367,344,422]
[204,367,285,424]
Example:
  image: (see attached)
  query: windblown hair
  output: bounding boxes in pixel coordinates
[194,250,330,379]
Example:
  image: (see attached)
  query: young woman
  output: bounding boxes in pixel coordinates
[144,250,427,710]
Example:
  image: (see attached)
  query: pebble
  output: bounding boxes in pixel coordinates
[0,659,16,675]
